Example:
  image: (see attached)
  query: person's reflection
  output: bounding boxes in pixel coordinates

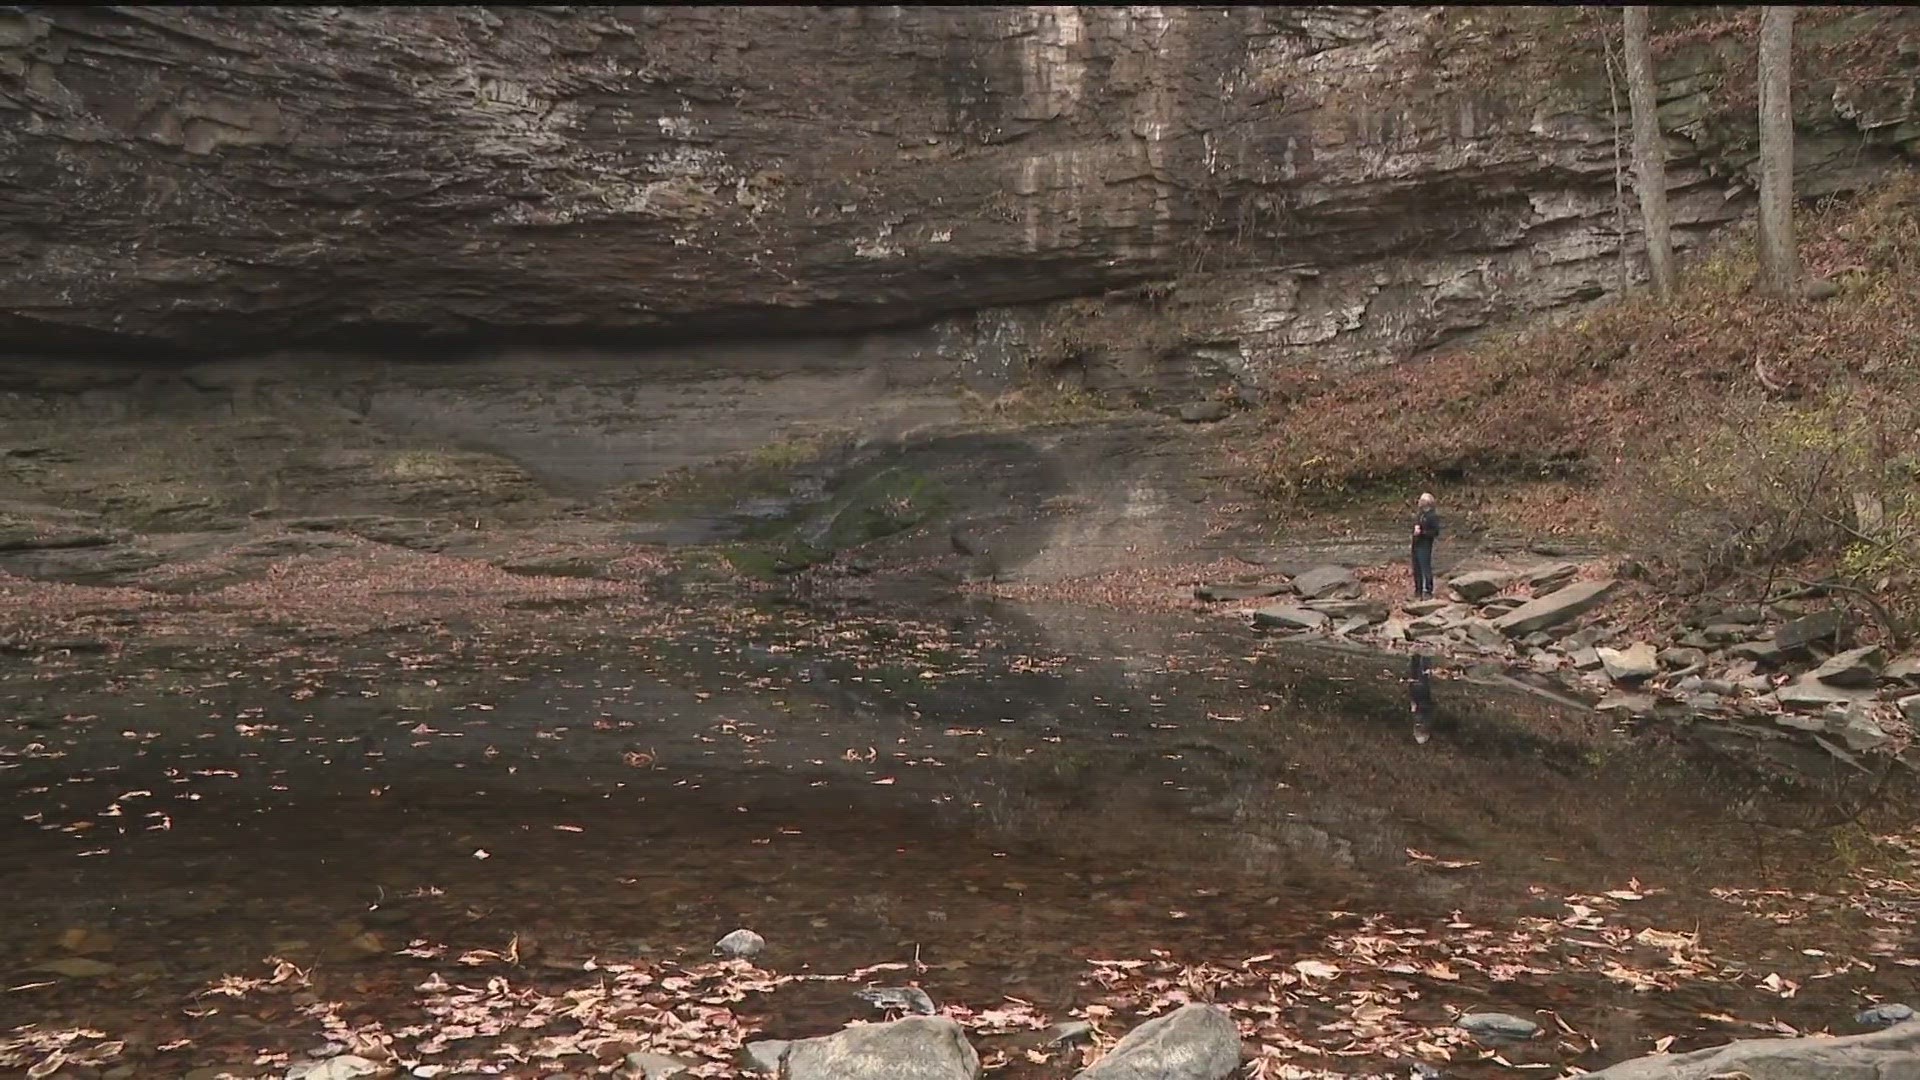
[1408,653,1437,745]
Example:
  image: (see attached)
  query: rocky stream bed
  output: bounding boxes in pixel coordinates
[1196,556,1920,779]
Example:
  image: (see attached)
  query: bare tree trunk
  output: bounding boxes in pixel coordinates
[1757,5,1799,297]
[1623,7,1675,299]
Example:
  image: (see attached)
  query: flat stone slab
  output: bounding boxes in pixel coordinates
[1492,579,1615,637]
[1291,564,1361,601]
[1193,582,1288,603]
[1884,656,1920,685]
[1595,691,1655,718]
[1447,569,1514,601]
[1301,598,1388,623]
[1521,561,1579,590]
[1814,644,1885,687]
[1774,610,1849,654]
[1775,675,1873,712]
[1251,605,1329,631]
[1728,638,1783,664]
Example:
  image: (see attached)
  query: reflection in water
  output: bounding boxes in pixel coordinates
[0,598,1913,1078]
[1408,652,1436,744]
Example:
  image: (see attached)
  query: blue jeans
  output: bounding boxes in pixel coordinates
[1411,540,1435,597]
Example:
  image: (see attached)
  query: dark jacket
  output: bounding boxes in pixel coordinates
[1414,507,1441,544]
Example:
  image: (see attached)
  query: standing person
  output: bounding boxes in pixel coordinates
[1410,492,1440,600]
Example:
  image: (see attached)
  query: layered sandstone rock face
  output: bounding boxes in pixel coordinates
[0,5,1915,373]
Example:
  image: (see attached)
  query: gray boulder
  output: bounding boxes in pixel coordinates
[1774,610,1850,655]
[1570,647,1605,671]
[1578,1021,1920,1078]
[1492,579,1616,637]
[1899,694,1920,724]
[1814,644,1885,687]
[1404,598,1449,616]
[1075,1004,1241,1080]
[1455,1013,1541,1043]
[1462,620,1510,653]
[1291,565,1361,601]
[1251,606,1328,632]
[714,928,765,959]
[1447,569,1514,601]
[783,1017,981,1080]
[1884,655,1920,685]
[1596,642,1659,683]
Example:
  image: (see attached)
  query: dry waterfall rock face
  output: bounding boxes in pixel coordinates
[1578,1021,1920,1079]
[1,7,1916,361]
[1074,1004,1243,1080]
[779,1016,981,1080]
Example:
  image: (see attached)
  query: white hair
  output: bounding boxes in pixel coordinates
[1418,492,1436,507]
